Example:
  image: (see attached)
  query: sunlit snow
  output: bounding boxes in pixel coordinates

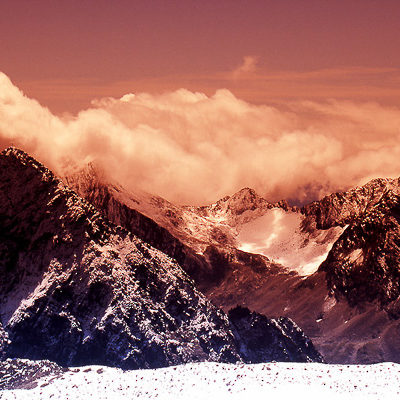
[237,209,344,275]
[2,361,400,400]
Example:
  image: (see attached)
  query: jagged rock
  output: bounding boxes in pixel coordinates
[302,178,400,229]
[319,189,400,306]
[0,148,323,369]
[228,306,323,363]
[0,148,240,367]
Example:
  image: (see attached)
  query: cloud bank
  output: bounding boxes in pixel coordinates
[1,71,400,205]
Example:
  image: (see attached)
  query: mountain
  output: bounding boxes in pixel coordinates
[0,147,322,368]
[312,180,400,306]
[64,165,343,283]
[65,164,400,363]
[219,179,400,364]
[211,179,400,364]
[302,177,400,229]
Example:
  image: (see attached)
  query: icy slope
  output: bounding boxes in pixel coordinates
[237,208,344,275]
[2,360,400,400]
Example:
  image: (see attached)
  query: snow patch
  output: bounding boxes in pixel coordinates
[237,209,344,275]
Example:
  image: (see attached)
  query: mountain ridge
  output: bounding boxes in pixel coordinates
[61,160,400,363]
[0,147,322,368]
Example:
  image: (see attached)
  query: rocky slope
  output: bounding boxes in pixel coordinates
[302,177,400,229]
[65,165,400,364]
[0,147,322,368]
[64,165,343,279]
[228,306,323,363]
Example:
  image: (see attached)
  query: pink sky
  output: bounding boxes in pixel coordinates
[1,0,400,113]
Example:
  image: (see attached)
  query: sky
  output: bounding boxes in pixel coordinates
[1,1,400,205]
[1,0,400,113]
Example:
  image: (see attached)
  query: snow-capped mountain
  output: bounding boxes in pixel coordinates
[63,163,400,364]
[0,148,322,369]
[64,164,343,279]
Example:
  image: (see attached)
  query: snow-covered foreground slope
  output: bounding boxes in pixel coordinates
[2,361,400,400]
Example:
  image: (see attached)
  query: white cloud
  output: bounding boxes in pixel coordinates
[1,71,400,205]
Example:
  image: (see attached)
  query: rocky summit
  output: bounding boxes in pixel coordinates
[0,148,322,369]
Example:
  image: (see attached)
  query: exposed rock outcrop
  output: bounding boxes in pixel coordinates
[228,306,323,363]
[319,187,400,306]
[0,148,322,368]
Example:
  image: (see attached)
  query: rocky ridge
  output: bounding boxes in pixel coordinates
[319,185,400,306]
[63,165,290,291]
[0,147,322,368]
[65,165,400,364]
[302,177,400,229]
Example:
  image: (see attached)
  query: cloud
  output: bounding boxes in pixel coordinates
[232,56,259,79]
[1,71,400,206]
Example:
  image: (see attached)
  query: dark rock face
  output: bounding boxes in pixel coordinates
[319,189,400,306]
[0,148,241,368]
[228,306,323,363]
[0,148,322,368]
[302,178,400,229]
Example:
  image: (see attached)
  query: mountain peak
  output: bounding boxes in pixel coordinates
[2,146,35,164]
[1,147,58,188]
[232,187,258,197]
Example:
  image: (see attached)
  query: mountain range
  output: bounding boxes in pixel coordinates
[2,145,400,371]
[64,160,400,364]
[0,147,321,369]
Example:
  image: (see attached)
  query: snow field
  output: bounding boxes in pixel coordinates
[237,209,344,275]
[2,361,400,400]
